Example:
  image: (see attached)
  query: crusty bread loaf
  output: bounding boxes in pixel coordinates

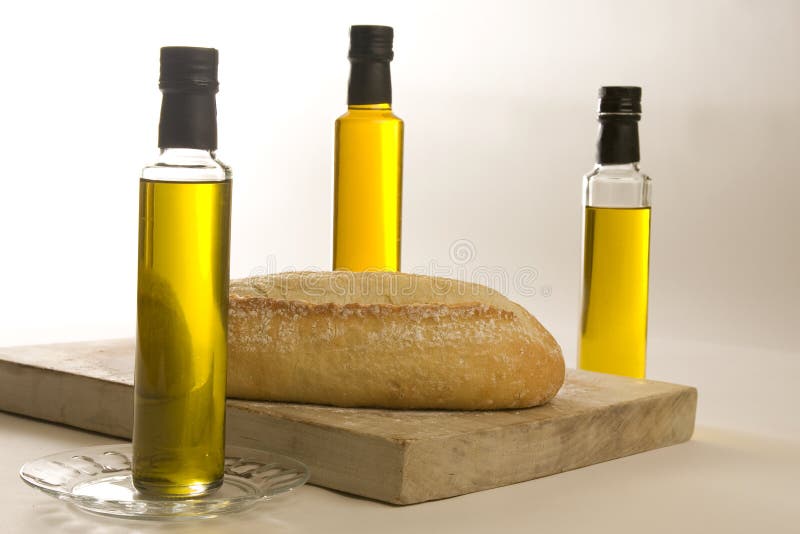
[227,271,564,410]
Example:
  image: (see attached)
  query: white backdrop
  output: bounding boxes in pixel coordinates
[1,0,798,372]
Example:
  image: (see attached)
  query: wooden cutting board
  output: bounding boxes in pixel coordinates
[0,339,696,504]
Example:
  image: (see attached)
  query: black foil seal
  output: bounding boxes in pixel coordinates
[596,86,641,164]
[347,26,393,105]
[158,47,219,150]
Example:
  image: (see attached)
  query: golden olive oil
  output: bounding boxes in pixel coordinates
[579,206,651,378]
[333,103,403,271]
[133,178,231,497]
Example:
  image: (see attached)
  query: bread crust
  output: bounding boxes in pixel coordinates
[228,271,564,410]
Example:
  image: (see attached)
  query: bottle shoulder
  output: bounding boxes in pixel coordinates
[141,148,231,182]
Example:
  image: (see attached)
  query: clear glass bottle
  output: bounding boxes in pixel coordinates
[333,25,404,272]
[133,47,232,498]
[578,87,652,379]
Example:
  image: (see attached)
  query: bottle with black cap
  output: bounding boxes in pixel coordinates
[333,25,403,271]
[133,46,231,497]
[578,86,652,379]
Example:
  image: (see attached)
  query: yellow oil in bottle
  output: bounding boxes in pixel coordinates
[333,103,403,271]
[579,206,650,378]
[133,178,231,497]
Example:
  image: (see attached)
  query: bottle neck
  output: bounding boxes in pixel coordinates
[347,103,392,110]
[156,147,217,162]
[596,114,640,165]
[158,91,217,150]
[347,59,392,106]
[592,162,640,172]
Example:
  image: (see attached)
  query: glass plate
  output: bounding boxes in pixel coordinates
[19,444,309,521]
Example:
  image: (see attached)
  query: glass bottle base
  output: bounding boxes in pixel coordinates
[132,476,224,499]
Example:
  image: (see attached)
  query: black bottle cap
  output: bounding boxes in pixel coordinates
[349,25,394,61]
[159,46,219,93]
[598,86,641,114]
[596,86,641,164]
[157,46,219,150]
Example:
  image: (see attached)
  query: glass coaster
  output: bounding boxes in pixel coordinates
[20,444,309,521]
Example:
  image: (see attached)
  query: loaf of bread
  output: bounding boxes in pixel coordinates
[227,271,564,410]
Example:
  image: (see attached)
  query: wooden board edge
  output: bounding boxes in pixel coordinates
[225,407,409,503]
[395,385,698,505]
[0,359,133,439]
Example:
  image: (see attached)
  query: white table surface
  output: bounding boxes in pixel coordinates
[1,338,798,533]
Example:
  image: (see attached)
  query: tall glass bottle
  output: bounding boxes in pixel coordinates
[333,25,403,272]
[133,47,232,497]
[578,86,652,379]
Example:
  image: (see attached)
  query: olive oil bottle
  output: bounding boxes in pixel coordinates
[333,25,403,271]
[579,87,652,379]
[133,47,232,498]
